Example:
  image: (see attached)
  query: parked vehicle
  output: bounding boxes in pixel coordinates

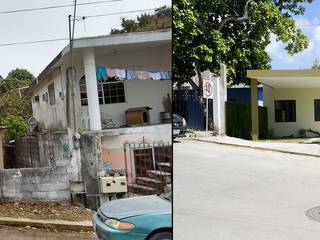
[93,193,172,240]
[173,113,187,138]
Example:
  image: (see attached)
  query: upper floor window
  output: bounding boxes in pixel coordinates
[48,83,55,105]
[79,76,126,106]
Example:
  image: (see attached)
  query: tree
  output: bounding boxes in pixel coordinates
[6,68,35,82]
[111,6,172,34]
[0,68,34,94]
[1,115,28,141]
[173,0,313,92]
[312,59,320,69]
[0,69,34,121]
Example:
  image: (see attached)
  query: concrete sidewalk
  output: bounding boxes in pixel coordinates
[192,135,320,157]
[0,217,93,232]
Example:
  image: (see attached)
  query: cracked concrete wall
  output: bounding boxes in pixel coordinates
[80,133,113,209]
[0,132,81,202]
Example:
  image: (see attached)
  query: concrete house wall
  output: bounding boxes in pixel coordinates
[76,78,171,129]
[31,68,67,131]
[264,86,320,137]
[31,66,171,131]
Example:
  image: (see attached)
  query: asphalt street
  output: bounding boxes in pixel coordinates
[174,139,320,240]
[0,225,95,240]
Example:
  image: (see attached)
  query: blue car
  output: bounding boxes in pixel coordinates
[93,193,172,240]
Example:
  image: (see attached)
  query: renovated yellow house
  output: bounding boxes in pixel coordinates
[247,70,320,139]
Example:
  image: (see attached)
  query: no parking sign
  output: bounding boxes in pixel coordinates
[203,79,214,99]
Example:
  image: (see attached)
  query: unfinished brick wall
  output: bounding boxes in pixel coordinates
[0,132,81,202]
[14,137,40,168]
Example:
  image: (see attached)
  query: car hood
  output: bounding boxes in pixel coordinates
[99,195,171,220]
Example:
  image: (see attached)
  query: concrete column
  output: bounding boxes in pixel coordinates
[213,64,227,135]
[83,48,101,131]
[251,78,259,140]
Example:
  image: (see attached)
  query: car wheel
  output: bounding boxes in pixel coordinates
[148,231,173,240]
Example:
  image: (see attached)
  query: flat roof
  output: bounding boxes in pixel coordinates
[247,70,320,88]
[26,29,171,95]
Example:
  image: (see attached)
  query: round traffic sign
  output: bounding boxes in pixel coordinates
[204,81,212,97]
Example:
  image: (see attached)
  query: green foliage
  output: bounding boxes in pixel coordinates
[0,115,28,141]
[299,128,306,137]
[76,128,85,134]
[311,59,320,69]
[6,68,35,82]
[173,0,313,86]
[111,6,172,34]
[226,102,268,140]
[0,69,34,120]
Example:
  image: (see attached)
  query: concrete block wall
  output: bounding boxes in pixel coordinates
[14,137,40,168]
[0,167,69,202]
[0,132,80,202]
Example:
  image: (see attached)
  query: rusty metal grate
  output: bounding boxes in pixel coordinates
[124,142,172,196]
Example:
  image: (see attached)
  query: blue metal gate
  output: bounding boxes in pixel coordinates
[173,90,212,130]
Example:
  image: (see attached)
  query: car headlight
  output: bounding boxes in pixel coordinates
[182,118,187,126]
[104,219,135,230]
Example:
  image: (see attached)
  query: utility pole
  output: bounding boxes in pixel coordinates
[67,0,77,129]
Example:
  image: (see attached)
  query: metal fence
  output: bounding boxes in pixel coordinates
[124,141,172,196]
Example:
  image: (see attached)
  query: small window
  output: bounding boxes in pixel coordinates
[274,100,296,122]
[42,92,48,102]
[33,95,39,103]
[314,99,320,121]
[48,83,55,105]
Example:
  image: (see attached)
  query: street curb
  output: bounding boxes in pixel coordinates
[0,217,93,232]
[191,138,320,158]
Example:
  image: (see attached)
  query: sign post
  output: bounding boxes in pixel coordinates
[203,77,214,132]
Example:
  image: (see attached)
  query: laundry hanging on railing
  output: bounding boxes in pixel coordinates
[96,65,171,81]
[126,69,136,80]
[149,71,162,80]
[115,69,126,80]
[96,66,108,81]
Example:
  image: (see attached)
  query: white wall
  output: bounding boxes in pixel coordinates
[101,124,172,149]
[76,79,171,129]
[31,68,67,131]
[264,86,320,137]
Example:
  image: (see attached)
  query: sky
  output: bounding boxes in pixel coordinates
[266,0,320,69]
[0,0,171,78]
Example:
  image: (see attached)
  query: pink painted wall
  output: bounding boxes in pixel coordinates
[101,147,136,184]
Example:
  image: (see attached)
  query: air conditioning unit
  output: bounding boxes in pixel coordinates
[100,176,128,193]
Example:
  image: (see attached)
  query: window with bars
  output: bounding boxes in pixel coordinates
[79,76,126,106]
[274,100,296,122]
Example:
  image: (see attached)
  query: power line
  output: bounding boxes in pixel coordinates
[0,8,159,47]
[0,38,69,47]
[0,0,123,15]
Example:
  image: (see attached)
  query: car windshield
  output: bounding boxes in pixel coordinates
[159,192,172,202]
[173,114,181,122]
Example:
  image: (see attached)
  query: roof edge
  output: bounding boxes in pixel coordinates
[247,69,320,78]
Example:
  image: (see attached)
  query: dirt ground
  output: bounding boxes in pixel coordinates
[0,202,93,221]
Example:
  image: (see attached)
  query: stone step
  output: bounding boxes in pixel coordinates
[128,183,159,195]
[146,170,172,183]
[136,177,163,187]
[156,162,172,172]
